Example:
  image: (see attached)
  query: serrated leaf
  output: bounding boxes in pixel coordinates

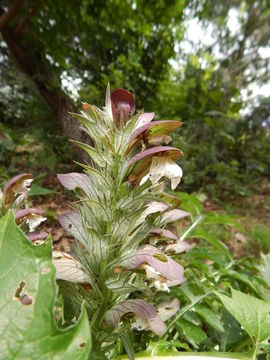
[0,211,91,359]
[218,288,270,342]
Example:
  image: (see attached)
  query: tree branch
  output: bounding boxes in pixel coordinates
[13,4,39,38]
[0,0,25,30]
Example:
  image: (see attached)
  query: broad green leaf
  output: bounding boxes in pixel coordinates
[176,318,207,348]
[195,304,225,333]
[0,211,91,359]
[218,288,270,342]
[259,253,270,288]
[219,310,247,352]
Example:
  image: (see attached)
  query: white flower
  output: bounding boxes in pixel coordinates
[13,179,33,207]
[142,264,170,292]
[147,134,172,146]
[131,317,148,331]
[140,156,183,190]
[26,214,47,232]
[13,179,33,194]
[131,298,179,335]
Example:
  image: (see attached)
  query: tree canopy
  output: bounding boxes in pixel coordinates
[1,0,269,195]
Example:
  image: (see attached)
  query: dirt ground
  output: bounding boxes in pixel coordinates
[32,175,270,257]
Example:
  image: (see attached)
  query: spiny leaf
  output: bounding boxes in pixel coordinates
[218,288,270,342]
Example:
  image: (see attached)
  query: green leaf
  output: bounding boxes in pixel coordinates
[195,304,225,333]
[0,211,91,359]
[259,253,270,288]
[176,192,203,216]
[218,288,270,342]
[71,140,108,167]
[121,332,135,360]
[219,310,247,352]
[190,228,232,260]
[204,212,238,227]
[176,318,207,348]
[29,184,57,196]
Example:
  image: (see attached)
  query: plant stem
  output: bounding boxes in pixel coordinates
[180,215,204,241]
[252,339,259,360]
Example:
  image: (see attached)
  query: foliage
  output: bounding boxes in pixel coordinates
[0,211,91,359]
[0,0,185,108]
[155,55,270,198]
[0,89,73,178]
[1,0,270,199]
[247,223,270,256]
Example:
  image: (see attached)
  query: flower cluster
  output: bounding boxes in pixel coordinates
[0,174,47,241]
[56,86,192,352]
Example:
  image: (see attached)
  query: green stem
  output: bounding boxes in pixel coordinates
[180,215,204,241]
[252,339,259,360]
[163,290,212,339]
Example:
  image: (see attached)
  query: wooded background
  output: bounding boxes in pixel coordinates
[1,0,270,198]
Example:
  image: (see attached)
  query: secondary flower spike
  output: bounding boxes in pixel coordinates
[110,88,135,126]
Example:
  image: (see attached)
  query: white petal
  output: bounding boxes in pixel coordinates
[147,134,172,146]
[163,158,183,190]
[139,173,150,186]
[26,214,47,232]
[147,157,183,190]
[149,157,167,184]
[153,279,170,292]
[131,317,148,331]
[143,264,161,280]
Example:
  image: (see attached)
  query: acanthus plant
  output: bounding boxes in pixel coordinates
[0,174,48,241]
[55,86,193,358]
